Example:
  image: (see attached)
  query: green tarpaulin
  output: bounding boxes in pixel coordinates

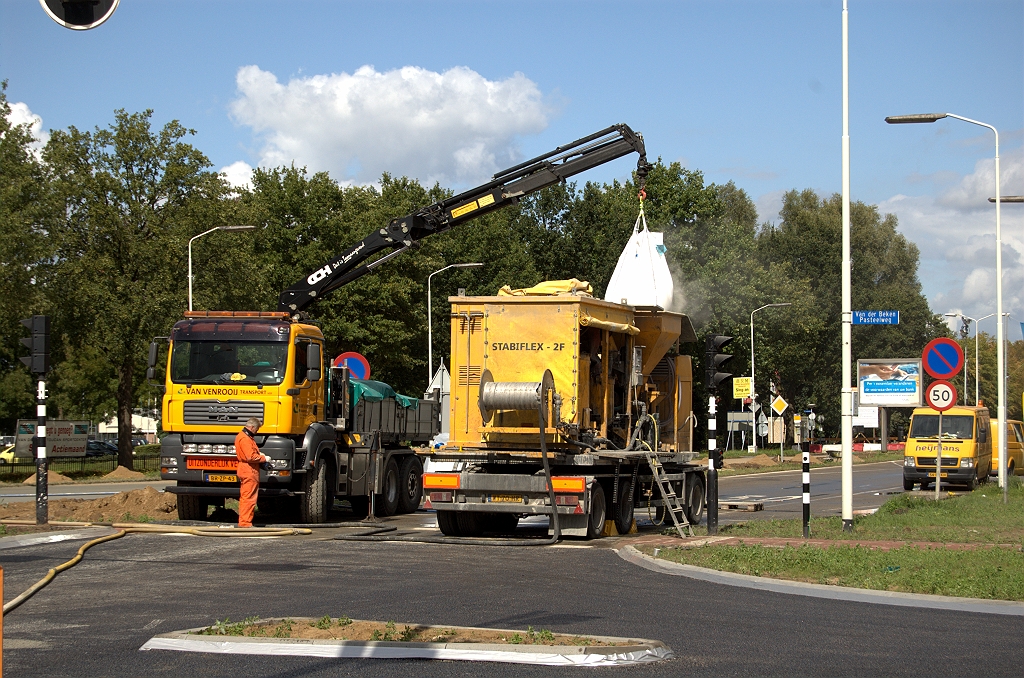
[349,379,419,409]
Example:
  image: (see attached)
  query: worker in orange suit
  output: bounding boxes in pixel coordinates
[235,417,270,528]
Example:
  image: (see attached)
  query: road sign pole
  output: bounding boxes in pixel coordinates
[802,450,811,538]
[35,379,48,525]
[707,395,718,536]
[935,411,942,502]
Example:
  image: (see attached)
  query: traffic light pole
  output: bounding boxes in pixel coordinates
[707,395,719,535]
[35,379,48,525]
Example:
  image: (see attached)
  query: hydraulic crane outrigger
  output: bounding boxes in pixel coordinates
[278,123,651,314]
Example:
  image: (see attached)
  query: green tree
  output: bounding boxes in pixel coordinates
[0,82,50,433]
[42,110,227,468]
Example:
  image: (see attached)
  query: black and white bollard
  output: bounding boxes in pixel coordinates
[707,395,719,535]
[35,379,48,525]
[802,450,810,539]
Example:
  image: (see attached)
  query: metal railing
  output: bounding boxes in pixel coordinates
[0,455,161,478]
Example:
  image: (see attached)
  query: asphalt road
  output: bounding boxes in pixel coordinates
[717,460,906,524]
[1,529,1021,677]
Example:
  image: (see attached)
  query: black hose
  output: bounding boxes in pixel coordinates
[336,403,562,547]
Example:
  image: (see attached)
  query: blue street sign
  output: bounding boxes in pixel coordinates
[852,310,899,325]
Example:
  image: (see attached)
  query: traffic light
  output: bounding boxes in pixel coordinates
[20,316,50,375]
[704,334,733,392]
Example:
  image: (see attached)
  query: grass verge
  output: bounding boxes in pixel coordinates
[723,480,1024,544]
[639,542,1024,601]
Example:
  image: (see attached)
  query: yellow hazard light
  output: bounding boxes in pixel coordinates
[184,310,291,319]
[551,477,586,493]
[423,473,460,489]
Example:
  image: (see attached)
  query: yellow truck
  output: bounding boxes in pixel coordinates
[903,405,992,491]
[154,125,653,524]
[421,282,705,538]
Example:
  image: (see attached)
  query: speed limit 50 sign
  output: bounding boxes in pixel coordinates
[925,380,957,412]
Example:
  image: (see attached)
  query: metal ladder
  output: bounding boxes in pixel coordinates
[643,449,694,538]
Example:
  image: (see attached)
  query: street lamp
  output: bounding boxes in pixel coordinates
[750,303,792,456]
[427,263,483,385]
[943,312,973,405]
[886,112,1006,493]
[188,225,256,311]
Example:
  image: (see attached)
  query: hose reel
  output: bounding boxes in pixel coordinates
[478,369,554,423]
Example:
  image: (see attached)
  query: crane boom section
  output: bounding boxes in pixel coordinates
[278,124,650,313]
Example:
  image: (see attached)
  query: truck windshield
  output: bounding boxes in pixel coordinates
[170,341,288,385]
[909,414,974,440]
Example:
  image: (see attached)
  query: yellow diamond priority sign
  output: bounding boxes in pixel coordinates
[771,395,789,416]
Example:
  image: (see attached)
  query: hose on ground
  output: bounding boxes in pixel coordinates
[2,523,312,615]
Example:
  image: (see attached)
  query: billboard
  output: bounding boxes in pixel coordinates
[15,420,90,458]
[857,359,922,407]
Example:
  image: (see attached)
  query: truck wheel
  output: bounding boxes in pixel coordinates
[611,478,635,535]
[456,511,485,537]
[685,474,706,525]
[397,456,423,514]
[300,457,330,523]
[483,513,519,535]
[374,457,400,517]
[903,477,915,491]
[586,482,606,539]
[177,493,208,521]
[436,510,461,536]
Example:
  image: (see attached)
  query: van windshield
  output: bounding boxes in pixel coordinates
[170,341,288,385]
[910,414,974,440]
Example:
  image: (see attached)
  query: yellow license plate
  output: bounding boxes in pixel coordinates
[927,472,948,478]
[488,494,523,503]
[206,474,238,483]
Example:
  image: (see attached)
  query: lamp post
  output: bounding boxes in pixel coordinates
[188,225,256,311]
[944,312,973,405]
[750,303,792,456]
[886,112,1006,494]
[427,263,483,385]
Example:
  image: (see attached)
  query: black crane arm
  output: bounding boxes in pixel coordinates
[278,123,651,313]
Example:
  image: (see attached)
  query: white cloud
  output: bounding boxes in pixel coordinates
[879,146,1024,339]
[229,64,549,186]
[219,160,254,190]
[4,101,49,157]
[755,189,786,224]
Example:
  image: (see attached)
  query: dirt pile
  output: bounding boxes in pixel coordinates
[0,487,176,523]
[102,466,147,480]
[21,470,74,485]
[725,454,779,468]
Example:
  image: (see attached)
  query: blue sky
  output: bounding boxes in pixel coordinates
[2,0,1022,337]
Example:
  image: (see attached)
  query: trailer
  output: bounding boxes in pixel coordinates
[422,283,706,538]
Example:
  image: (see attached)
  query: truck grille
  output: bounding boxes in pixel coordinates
[183,400,264,426]
[916,457,958,467]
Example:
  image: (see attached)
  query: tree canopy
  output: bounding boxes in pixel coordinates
[3,100,1014,452]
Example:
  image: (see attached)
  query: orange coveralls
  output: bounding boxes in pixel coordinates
[235,430,264,527]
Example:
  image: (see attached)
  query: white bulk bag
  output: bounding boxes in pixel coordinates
[604,208,673,309]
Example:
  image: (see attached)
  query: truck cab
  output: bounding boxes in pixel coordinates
[157,311,438,522]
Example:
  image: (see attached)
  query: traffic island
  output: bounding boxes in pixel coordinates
[140,617,673,666]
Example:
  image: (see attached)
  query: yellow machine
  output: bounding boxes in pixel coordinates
[424,281,705,539]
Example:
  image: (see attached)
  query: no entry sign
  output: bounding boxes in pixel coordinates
[922,338,964,380]
[925,380,957,412]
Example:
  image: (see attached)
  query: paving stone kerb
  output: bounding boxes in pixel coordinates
[617,545,1024,617]
[140,620,674,667]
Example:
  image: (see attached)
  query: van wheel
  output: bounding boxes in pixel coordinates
[586,483,606,539]
[1008,461,1016,477]
[903,477,915,491]
[967,474,978,491]
[919,480,930,491]
[397,456,423,514]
